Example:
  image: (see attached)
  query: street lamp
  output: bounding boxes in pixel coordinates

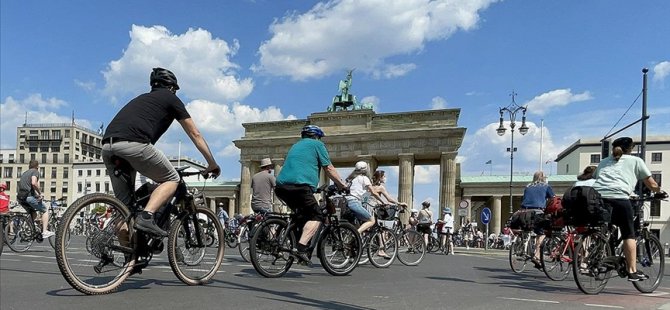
[496,92,529,214]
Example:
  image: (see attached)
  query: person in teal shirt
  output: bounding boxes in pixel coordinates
[593,137,666,281]
[275,125,347,265]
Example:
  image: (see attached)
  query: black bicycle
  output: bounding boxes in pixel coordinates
[4,201,69,252]
[55,157,225,295]
[573,192,668,294]
[249,184,362,277]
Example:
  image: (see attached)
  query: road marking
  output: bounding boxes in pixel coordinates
[498,297,559,304]
[0,258,21,262]
[31,260,56,265]
[281,279,318,284]
[584,304,624,309]
[643,291,669,297]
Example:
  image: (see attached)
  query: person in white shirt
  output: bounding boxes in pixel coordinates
[574,165,596,187]
[344,161,382,234]
[439,208,455,255]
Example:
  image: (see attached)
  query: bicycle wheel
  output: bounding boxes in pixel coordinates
[367,228,398,268]
[5,214,35,252]
[49,219,71,250]
[55,193,134,295]
[317,222,362,276]
[249,218,294,278]
[0,216,4,256]
[426,235,440,253]
[396,230,426,266]
[572,233,611,295]
[509,235,527,273]
[633,234,665,293]
[167,207,225,285]
[225,229,238,248]
[541,236,571,281]
[237,223,251,262]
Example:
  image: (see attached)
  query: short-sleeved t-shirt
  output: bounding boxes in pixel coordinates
[104,88,191,144]
[349,175,372,201]
[18,169,40,199]
[521,183,554,209]
[251,171,276,211]
[593,155,652,199]
[277,138,332,191]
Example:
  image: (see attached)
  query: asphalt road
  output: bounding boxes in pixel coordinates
[1,244,670,310]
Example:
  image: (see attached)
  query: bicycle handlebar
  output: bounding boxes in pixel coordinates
[631,191,669,201]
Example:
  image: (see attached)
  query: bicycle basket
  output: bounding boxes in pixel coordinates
[375,205,397,221]
[325,195,347,216]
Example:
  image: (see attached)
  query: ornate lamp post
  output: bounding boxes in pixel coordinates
[496,92,529,214]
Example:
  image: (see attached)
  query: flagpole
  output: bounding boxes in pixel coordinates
[178,140,181,167]
[539,119,544,172]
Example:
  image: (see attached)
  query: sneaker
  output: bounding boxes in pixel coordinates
[628,271,649,282]
[42,230,55,238]
[134,216,168,237]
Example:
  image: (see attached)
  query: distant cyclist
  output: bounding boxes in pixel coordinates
[17,160,54,238]
[592,137,666,281]
[102,67,220,237]
[275,125,347,264]
[521,170,554,268]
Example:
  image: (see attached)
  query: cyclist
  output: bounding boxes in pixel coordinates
[438,208,454,254]
[102,67,220,237]
[275,125,347,264]
[521,170,554,268]
[575,165,597,187]
[0,183,9,215]
[417,200,433,246]
[16,160,54,238]
[408,209,419,230]
[592,137,666,281]
[345,162,383,233]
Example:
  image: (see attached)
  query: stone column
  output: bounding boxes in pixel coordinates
[209,198,217,213]
[239,160,252,215]
[492,196,502,235]
[272,158,284,212]
[439,152,457,214]
[228,196,236,216]
[398,153,414,224]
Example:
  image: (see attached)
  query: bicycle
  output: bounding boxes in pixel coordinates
[54,157,225,295]
[4,201,70,252]
[356,204,399,268]
[237,211,269,263]
[249,184,362,277]
[572,192,667,295]
[389,206,426,266]
[540,226,583,281]
[508,229,537,273]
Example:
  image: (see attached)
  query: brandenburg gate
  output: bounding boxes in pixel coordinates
[233,108,466,220]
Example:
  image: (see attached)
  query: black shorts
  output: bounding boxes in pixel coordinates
[275,184,323,223]
[604,198,635,239]
[417,223,431,234]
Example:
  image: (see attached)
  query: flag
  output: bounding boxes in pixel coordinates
[485,160,492,164]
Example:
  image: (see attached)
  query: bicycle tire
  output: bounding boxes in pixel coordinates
[249,218,294,278]
[55,193,135,295]
[396,230,426,266]
[633,234,665,293]
[509,235,527,273]
[5,214,35,253]
[317,222,362,276]
[0,216,4,256]
[541,236,571,281]
[426,235,440,253]
[237,223,251,262]
[572,233,611,295]
[48,219,71,250]
[225,230,238,248]
[367,227,398,268]
[167,207,225,285]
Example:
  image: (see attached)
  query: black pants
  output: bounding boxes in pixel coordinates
[275,184,323,223]
[604,198,635,239]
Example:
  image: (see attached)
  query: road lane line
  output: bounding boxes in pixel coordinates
[498,297,559,304]
[281,279,318,284]
[0,258,21,261]
[31,260,56,265]
[584,304,624,309]
[643,291,669,297]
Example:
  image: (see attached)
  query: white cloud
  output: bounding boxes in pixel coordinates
[414,165,440,184]
[652,61,670,84]
[430,96,447,109]
[360,96,380,111]
[524,89,593,116]
[253,0,498,80]
[74,79,96,92]
[102,25,253,103]
[0,94,94,148]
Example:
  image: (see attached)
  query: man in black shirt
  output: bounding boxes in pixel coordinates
[102,67,220,236]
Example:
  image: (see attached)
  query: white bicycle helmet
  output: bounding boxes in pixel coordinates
[354,161,368,171]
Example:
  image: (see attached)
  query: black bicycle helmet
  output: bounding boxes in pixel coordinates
[301,125,325,138]
[612,137,634,150]
[150,67,180,90]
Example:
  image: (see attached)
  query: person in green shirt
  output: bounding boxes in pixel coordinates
[593,137,666,281]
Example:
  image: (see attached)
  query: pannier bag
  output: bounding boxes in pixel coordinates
[507,209,543,231]
[561,186,610,226]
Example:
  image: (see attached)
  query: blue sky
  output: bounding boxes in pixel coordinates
[2,0,669,211]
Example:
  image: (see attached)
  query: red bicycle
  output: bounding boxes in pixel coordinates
[540,226,586,281]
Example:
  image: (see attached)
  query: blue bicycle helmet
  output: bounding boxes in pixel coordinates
[301,125,325,138]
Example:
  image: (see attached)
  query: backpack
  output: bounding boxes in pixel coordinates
[561,186,610,226]
[544,196,565,229]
